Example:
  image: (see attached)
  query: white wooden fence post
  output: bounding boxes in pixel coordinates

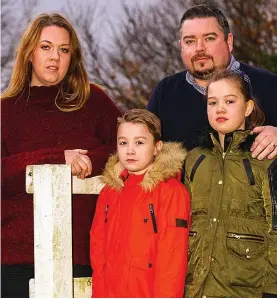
[26,164,105,298]
[30,164,73,298]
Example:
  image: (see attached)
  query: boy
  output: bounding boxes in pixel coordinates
[90,109,190,297]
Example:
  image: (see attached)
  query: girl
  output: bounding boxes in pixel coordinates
[184,69,277,298]
[90,109,190,297]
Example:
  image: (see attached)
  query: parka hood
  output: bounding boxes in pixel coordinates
[197,129,256,152]
[102,142,187,191]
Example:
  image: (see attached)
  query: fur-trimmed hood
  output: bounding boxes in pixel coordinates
[102,142,187,191]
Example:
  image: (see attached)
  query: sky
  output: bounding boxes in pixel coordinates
[34,0,158,26]
[36,0,156,15]
[32,0,159,45]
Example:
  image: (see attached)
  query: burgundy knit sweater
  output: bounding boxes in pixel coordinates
[1,83,121,266]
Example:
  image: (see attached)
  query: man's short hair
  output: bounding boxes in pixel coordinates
[180,4,230,40]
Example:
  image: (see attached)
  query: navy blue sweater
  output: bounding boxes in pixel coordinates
[147,62,277,150]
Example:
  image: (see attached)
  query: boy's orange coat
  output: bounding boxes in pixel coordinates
[90,143,190,297]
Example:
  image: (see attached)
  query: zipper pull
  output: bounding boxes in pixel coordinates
[227,232,239,239]
[149,204,158,233]
[105,205,109,222]
[222,152,226,159]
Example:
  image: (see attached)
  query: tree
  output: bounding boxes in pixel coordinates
[223,0,277,71]
[78,0,276,109]
[88,0,188,109]
[61,0,104,84]
[1,0,39,91]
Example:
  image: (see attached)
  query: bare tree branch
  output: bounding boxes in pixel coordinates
[1,0,39,91]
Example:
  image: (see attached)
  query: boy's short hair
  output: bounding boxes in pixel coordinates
[118,109,162,142]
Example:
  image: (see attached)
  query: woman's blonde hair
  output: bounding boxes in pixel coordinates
[1,13,90,112]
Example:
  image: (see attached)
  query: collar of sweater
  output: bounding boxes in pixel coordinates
[102,142,187,192]
[15,83,62,108]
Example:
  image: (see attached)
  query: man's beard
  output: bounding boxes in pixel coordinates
[190,53,216,80]
[193,67,216,80]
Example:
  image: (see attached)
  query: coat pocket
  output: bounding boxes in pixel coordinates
[191,197,209,216]
[129,257,153,297]
[226,232,266,288]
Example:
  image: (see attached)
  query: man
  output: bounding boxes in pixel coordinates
[147,4,277,160]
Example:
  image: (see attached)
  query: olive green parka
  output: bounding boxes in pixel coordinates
[184,130,277,298]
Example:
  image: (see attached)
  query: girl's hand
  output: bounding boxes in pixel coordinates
[64,149,92,179]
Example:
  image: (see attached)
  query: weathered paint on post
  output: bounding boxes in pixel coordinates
[29,277,92,298]
[26,164,104,298]
[73,277,92,298]
[32,164,73,298]
[72,175,104,194]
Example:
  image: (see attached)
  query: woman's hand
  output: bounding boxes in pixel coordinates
[64,149,92,179]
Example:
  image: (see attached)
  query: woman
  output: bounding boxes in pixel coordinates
[1,13,121,298]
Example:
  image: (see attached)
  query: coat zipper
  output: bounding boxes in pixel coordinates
[149,204,158,233]
[105,205,109,222]
[227,232,264,242]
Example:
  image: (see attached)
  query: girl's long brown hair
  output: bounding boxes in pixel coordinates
[206,69,265,130]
